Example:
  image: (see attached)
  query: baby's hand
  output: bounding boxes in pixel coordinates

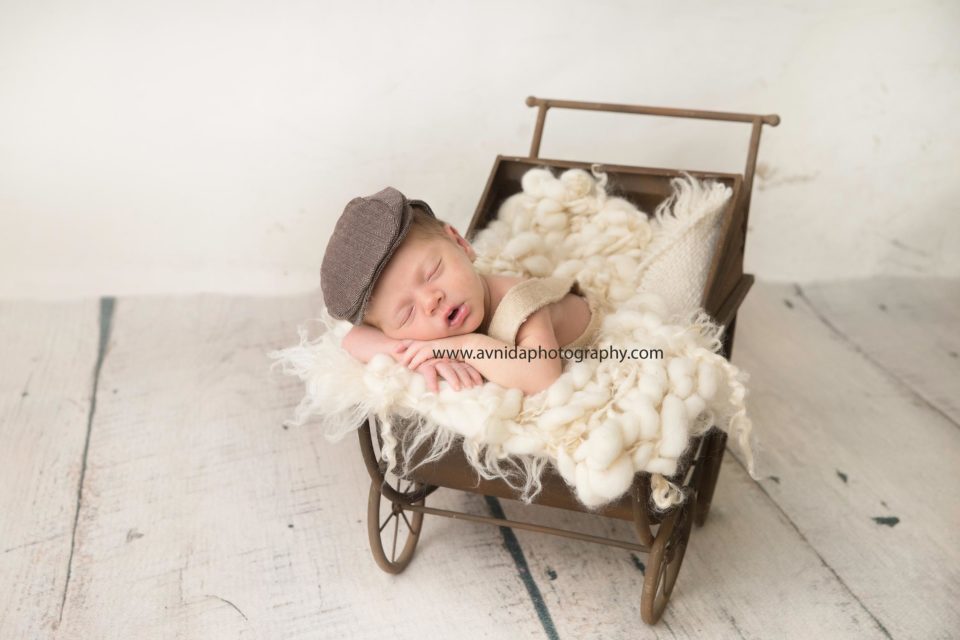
[394,336,467,371]
[414,358,483,393]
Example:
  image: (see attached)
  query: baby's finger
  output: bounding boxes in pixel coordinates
[402,347,419,368]
[450,363,475,388]
[400,347,420,368]
[465,364,483,386]
[434,362,461,391]
[419,365,439,393]
[456,362,476,388]
[410,349,436,371]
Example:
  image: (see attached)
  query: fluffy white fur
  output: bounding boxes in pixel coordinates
[272,168,759,511]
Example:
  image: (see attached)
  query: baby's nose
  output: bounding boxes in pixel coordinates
[418,288,444,314]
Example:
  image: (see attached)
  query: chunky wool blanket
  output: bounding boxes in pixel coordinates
[272,168,759,510]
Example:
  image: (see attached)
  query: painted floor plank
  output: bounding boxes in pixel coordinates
[726,281,960,639]
[800,278,960,426]
[54,295,549,639]
[489,279,958,639]
[0,300,100,638]
[494,449,884,639]
[5,277,958,638]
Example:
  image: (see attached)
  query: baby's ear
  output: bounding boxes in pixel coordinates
[444,224,476,260]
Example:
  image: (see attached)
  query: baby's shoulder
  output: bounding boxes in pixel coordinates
[486,274,528,302]
[482,275,531,330]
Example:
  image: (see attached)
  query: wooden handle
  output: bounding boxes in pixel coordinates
[523,96,779,215]
[525,96,780,128]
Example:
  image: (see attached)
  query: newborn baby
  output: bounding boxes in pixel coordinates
[321,187,603,395]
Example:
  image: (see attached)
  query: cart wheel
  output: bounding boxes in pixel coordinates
[694,430,726,527]
[367,474,425,574]
[641,493,695,624]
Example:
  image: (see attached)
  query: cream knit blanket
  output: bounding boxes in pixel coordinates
[272,168,759,510]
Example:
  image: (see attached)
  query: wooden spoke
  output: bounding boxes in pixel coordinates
[390,511,400,563]
[399,510,417,535]
[379,511,395,534]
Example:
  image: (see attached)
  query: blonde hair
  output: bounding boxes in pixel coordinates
[408,205,448,240]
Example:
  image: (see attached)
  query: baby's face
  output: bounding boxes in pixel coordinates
[364,224,487,340]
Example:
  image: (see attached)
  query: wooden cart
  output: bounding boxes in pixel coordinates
[357,96,779,624]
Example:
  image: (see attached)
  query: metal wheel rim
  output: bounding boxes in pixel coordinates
[641,495,695,624]
[367,474,425,574]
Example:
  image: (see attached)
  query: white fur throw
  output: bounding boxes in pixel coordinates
[271,168,759,511]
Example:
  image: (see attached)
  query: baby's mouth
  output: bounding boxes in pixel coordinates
[446,304,466,328]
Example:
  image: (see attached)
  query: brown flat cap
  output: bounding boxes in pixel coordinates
[321,187,436,325]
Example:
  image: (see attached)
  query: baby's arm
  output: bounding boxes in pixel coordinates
[397,308,563,395]
[341,325,402,364]
[342,325,483,391]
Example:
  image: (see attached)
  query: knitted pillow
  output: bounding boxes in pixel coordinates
[635,176,730,320]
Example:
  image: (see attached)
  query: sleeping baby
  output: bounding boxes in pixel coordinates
[320,187,605,395]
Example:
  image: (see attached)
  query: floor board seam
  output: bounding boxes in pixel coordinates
[483,496,560,640]
[56,297,115,627]
[794,284,959,430]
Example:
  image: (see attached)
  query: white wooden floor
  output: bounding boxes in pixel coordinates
[2,279,958,640]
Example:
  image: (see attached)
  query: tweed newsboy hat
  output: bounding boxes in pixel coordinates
[321,187,437,325]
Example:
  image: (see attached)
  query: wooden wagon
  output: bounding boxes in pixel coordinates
[357,96,779,624]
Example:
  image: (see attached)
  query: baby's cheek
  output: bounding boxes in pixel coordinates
[413,325,451,341]
[381,328,403,340]
[381,324,414,341]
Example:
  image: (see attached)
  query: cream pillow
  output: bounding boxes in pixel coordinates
[635,175,731,320]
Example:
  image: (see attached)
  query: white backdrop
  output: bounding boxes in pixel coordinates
[1,0,957,298]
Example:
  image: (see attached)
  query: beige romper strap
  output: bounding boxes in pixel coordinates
[486,277,577,346]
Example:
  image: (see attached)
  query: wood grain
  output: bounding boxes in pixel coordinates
[53,295,549,639]
[0,300,100,638]
[729,281,960,638]
[801,278,960,426]
[494,450,885,638]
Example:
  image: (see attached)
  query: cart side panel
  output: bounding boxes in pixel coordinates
[381,416,705,525]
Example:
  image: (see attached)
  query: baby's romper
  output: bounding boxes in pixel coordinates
[484,277,605,349]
